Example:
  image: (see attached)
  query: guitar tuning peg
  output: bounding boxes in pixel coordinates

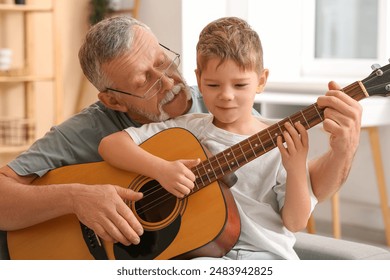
[371,64,383,76]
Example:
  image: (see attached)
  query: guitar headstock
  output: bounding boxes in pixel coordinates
[362,61,390,97]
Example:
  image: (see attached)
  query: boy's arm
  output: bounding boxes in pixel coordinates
[98,131,199,198]
[277,122,311,232]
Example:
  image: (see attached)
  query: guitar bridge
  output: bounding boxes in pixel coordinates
[80,223,108,260]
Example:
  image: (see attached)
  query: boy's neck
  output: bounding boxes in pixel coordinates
[212,115,268,135]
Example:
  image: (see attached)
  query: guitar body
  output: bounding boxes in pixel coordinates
[7,128,240,260]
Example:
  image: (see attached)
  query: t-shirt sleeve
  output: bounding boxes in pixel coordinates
[7,104,125,177]
[124,120,173,145]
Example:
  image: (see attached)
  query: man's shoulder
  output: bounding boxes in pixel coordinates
[62,101,131,130]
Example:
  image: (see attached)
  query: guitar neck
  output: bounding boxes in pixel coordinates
[191,81,368,192]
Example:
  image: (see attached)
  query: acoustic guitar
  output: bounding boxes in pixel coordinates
[7,62,390,260]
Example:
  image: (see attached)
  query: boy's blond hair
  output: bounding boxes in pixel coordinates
[196,17,264,75]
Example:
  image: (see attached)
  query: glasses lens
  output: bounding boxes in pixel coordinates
[143,54,180,100]
[143,79,162,100]
[166,55,180,76]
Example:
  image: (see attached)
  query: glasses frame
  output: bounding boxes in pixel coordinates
[105,44,180,100]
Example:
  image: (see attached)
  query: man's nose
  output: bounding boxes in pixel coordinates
[157,73,175,94]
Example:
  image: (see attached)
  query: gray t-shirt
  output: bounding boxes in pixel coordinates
[8,86,208,177]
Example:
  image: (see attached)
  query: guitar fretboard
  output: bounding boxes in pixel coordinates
[190,81,368,192]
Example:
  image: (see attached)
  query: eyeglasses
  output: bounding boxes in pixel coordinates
[106,44,181,100]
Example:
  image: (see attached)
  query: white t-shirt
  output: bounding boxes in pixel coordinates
[124,113,317,260]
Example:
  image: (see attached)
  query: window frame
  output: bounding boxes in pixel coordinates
[300,0,390,79]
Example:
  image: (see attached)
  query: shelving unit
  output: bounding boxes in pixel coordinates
[0,0,62,155]
[109,0,140,18]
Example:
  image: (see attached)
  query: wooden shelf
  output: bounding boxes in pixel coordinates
[0,4,52,12]
[0,75,54,83]
[0,144,31,154]
[0,0,62,157]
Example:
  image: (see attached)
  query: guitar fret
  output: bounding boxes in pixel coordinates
[288,116,294,126]
[214,154,226,176]
[266,129,276,146]
[300,110,310,128]
[228,147,240,168]
[208,158,218,180]
[201,162,212,183]
[238,143,248,163]
[277,122,283,135]
[256,133,266,152]
[195,165,205,186]
[193,168,201,190]
[248,138,258,157]
[222,152,233,171]
[313,104,323,121]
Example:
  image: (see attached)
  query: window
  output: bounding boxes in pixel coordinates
[302,0,388,78]
[315,0,378,59]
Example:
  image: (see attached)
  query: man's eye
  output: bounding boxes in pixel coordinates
[158,60,165,67]
[157,56,168,68]
[138,74,150,88]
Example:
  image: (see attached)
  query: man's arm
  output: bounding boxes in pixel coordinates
[309,81,362,202]
[0,165,143,245]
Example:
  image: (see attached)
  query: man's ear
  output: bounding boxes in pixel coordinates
[256,69,269,93]
[98,91,128,112]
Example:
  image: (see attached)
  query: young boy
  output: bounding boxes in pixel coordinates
[98,17,316,259]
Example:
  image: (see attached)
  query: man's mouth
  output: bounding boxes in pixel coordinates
[161,84,190,105]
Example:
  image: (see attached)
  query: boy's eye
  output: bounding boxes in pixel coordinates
[236,84,248,88]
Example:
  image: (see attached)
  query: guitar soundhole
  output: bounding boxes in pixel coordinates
[134,180,178,224]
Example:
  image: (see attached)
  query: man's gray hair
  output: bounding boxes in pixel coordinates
[79,16,150,91]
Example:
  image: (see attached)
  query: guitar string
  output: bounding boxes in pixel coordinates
[135,191,178,216]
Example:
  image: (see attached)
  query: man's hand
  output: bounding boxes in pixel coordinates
[309,81,363,201]
[72,184,144,246]
[317,81,362,158]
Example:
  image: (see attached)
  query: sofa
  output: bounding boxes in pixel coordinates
[1,230,390,260]
[294,231,390,259]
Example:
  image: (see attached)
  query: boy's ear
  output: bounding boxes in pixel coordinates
[98,91,128,112]
[256,69,269,93]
